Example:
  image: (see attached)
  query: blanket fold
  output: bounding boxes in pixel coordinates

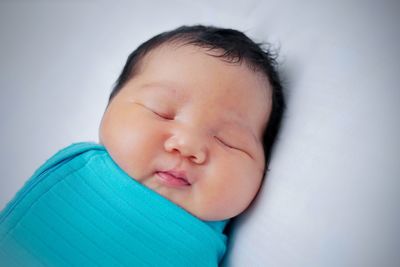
[0,142,228,266]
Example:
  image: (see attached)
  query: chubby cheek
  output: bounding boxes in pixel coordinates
[196,157,264,220]
[99,108,163,180]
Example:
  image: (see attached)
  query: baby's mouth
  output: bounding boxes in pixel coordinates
[155,170,191,187]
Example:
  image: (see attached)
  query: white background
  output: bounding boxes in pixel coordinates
[1,0,399,266]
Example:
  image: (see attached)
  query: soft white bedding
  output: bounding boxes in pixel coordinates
[0,1,399,266]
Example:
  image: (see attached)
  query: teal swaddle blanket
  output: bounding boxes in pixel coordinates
[0,142,229,266]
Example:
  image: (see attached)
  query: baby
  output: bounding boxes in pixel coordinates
[0,25,284,266]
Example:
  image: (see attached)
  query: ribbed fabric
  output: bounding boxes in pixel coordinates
[0,142,228,266]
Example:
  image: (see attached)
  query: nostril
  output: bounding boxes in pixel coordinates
[190,149,207,164]
[189,155,198,162]
[170,148,180,155]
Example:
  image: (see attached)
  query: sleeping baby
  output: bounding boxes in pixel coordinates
[0,25,285,266]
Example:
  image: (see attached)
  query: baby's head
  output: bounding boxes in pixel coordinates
[99,25,284,221]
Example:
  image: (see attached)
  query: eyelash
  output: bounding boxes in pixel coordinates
[140,104,174,120]
[151,109,174,120]
[215,136,241,151]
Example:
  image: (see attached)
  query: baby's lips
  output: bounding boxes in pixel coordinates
[156,171,191,186]
[161,169,192,185]
[160,168,193,185]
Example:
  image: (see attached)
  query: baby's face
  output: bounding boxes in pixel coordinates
[99,44,272,220]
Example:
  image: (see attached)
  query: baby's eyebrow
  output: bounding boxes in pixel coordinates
[140,81,188,100]
[141,81,181,94]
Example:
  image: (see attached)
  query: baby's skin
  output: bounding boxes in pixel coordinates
[99,43,272,221]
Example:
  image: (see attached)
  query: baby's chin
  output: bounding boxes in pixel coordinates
[163,189,241,221]
[187,205,240,222]
[148,178,243,221]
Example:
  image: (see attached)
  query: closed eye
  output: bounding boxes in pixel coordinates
[136,102,174,120]
[149,108,174,120]
[214,136,241,151]
[214,136,253,159]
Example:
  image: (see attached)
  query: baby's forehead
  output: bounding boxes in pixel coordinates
[139,43,271,91]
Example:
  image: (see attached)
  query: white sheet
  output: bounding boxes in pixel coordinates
[1,1,399,266]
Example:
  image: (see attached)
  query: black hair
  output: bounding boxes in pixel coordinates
[108,25,285,171]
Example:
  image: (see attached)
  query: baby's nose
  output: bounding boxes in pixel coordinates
[164,130,207,164]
